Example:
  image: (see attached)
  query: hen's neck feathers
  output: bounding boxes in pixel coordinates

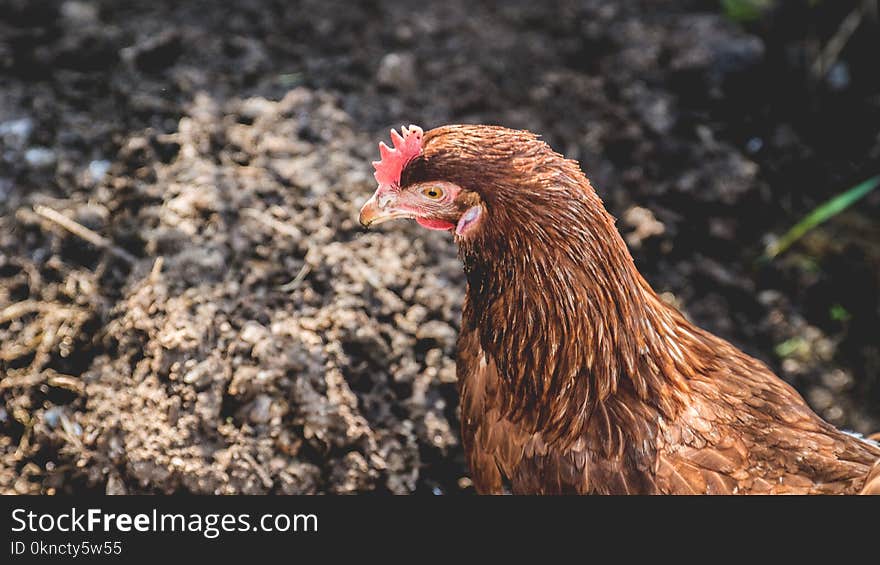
[455,138,718,443]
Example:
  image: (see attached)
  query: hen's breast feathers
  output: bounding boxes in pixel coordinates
[458,295,880,495]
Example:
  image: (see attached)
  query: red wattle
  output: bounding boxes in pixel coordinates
[416,217,456,231]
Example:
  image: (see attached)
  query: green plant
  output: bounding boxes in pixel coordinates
[829,304,852,322]
[764,175,880,260]
[721,0,775,23]
[774,336,810,358]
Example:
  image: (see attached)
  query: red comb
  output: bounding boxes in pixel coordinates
[372,125,423,189]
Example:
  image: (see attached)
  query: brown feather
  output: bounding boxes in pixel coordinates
[398,125,880,494]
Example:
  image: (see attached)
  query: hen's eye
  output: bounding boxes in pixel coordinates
[422,186,444,200]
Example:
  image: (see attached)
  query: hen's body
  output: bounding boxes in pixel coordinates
[443,127,880,495]
[459,303,880,494]
[361,124,880,494]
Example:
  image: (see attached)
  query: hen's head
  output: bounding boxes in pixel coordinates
[359,124,577,240]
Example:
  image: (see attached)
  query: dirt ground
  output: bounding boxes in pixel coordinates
[1,0,878,494]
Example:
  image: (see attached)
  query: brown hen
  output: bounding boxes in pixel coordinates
[359,124,880,494]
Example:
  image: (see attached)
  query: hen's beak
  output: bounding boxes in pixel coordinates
[358,192,411,228]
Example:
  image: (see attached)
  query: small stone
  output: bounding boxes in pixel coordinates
[623,206,665,248]
[757,290,783,306]
[0,118,33,147]
[75,203,108,231]
[825,405,844,424]
[808,387,833,411]
[248,394,273,424]
[826,62,850,92]
[709,217,736,240]
[61,1,100,27]
[182,366,202,385]
[376,52,417,90]
[88,159,111,183]
[239,97,276,120]
[821,369,853,393]
[105,473,128,495]
[44,407,63,429]
[25,147,57,169]
[405,304,428,325]
[416,320,457,350]
[240,321,268,345]
[745,137,763,154]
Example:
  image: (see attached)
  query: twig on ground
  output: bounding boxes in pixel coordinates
[241,451,274,489]
[0,366,84,395]
[280,263,311,291]
[32,205,137,264]
[0,300,44,324]
[150,256,164,283]
[812,0,872,79]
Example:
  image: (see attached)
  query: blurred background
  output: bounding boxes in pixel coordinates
[0,0,878,494]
